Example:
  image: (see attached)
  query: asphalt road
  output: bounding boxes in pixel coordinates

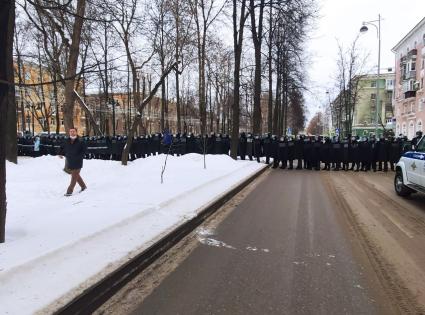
[126,170,398,315]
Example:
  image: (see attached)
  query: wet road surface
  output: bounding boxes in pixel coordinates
[126,170,397,315]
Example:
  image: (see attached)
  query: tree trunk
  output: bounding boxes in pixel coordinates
[175,3,181,133]
[250,0,264,135]
[273,58,281,135]
[230,0,246,159]
[53,73,60,134]
[267,5,273,133]
[14,29,26,133]
[161,74,165,131]
[5,0,17,163]
[63,0,86,132]
[0,0,15,243]
[38,43,49,133]
[104,21,109,135]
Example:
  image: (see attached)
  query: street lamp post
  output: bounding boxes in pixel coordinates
[360,14,381,137]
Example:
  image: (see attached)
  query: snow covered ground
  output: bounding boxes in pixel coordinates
[0,154,265,314]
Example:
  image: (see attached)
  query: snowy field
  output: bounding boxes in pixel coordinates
[0,154,265,314]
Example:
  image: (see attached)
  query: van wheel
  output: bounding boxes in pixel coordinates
[394,172,412,197]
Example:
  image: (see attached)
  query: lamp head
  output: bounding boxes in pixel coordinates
[360,25,368,33]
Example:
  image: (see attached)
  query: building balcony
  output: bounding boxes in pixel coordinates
[403,70,416,80]
[404,90,417,99]
[408,48,417,57]
[385,105,393,112]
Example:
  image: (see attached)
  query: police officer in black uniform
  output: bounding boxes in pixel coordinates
[262,133,273,164]
[277,136,288,169]
[377,136,389,172]
[180,133,188,155]
[303,136,312,170]
[411,131,423,149]
[312,136,321,171]
[287,136,295,169]
[246,133,254,160]
[341,137,350,171]
[270,135,278,168]
[239,132,247,160]
[360,137,372,171]
[253,135,262,163]
[331,136,342,171]
[295,135,304,169]
[349,136,360,171]
[321,137,331,170]
[389,136,402,171]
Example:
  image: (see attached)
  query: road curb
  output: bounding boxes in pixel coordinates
[54,163,269,315]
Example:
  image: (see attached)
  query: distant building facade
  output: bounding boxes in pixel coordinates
[392,17,425,139]
[14,61,84,135]
[352,72,395,137]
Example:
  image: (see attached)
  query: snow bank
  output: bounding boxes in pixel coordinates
[0,154,264,314]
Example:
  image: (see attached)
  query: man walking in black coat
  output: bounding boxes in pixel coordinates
[60,128,87,196]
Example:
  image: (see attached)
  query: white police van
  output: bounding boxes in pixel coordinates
[395,136,425,197]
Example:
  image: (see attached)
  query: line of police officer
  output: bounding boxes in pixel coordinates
[18,132,414,172]
[17,133,232,161]
[239,132,413,172]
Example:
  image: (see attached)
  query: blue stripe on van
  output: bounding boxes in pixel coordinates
[403,151,425,160]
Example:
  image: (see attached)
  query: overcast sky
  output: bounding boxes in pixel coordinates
[305,0,425,121]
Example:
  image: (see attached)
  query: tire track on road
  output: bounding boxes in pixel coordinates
[322,172,425,315]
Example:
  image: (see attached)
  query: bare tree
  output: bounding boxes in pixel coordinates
[249,0,265,134]
[189,0,226,135]
[122,61,179,165]
[62,0,87,131]
[307,112,323,135]
[230,0,248,159]
[333,37,368,137]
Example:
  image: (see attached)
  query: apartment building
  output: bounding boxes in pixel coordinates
[392,17,425,139]
[352,72,395,137]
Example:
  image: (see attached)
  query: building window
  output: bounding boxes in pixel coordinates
[417,120,423,132]
[396,124,400,135]
[411,102,415,112]
[370,93,376,100]
[371,81,377,88]
[411,60,416,71]
[409,121,415,139]
[423,34,425,45]
[61,120,64,126]
[402,123,407,135]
